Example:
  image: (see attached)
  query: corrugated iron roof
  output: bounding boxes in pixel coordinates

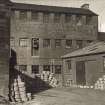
[10,2,98,15]
[62,42,105,58]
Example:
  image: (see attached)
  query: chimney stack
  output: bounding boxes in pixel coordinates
[81,4,89,9]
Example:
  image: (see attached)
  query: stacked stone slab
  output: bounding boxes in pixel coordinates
[10,75,31,103]
[41,71,58,87]
[94,75,105,90]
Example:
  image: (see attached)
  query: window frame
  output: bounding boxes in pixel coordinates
[66,60,71,70]
[31,11,38,21]
[76,40,83,48]
[43,12,49,23]
[31,38,39,56]
[65,14,71,23]
[19,38,28,47]
[55,39,61,48]
[66,39,72,48]
[76,15,82,24]
[19,65,27,72]
[19,10,27,20]
[43,65,50,71]
[86,15,92,25]
[55,65,61,74]
[43,39,51,48]
[32,65,39,74]
[54,13,61,23]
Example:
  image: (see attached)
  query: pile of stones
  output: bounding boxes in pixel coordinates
[41,71,58,87]
[94,75,105,90]
[10,75,31,103]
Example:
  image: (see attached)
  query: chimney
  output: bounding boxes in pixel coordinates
[81,4,89,9]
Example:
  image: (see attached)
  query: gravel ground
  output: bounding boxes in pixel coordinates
[16,87,105,105]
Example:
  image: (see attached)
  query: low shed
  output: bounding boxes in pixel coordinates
[62,42,105,86]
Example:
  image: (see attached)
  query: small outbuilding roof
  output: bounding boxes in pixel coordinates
[10,2,97,16]
[62,42,105,58]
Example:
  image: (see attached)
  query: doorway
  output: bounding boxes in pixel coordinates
[76,61,86,85]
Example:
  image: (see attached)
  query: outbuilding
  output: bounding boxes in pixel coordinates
[62,42,105,86]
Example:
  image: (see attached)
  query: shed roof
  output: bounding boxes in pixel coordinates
[10,2,97,15]
[62,42,105,58]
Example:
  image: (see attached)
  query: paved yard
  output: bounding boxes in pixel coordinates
[18,87,105,105]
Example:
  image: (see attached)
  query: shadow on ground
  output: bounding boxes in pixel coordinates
[9,49,52,100]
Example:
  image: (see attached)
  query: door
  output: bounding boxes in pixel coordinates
[76,61,86,85]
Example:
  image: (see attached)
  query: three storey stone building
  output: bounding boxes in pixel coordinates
[10,2,98,85]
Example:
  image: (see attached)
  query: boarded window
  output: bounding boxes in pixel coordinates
[19,65,27,72]
[32,11,38,20]
[76,40,83,48]
[31,38,39,56]
[54,13,60,23]
[43,13,49,23]
[20,10,27,20]
[55,65,61,74]
[66,40,72,48]
[19,38,28,47]
[32,65,39,74]
[55,39,61,47]
[43,39,50,48]
[43,65,50,71]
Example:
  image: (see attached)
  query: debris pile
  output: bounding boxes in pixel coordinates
[94,75,105,90]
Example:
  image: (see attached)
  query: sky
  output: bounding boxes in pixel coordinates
[11,0,105,32]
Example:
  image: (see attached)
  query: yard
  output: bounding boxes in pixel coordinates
[20,87,105,105]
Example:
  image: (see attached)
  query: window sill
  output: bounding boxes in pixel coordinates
[31,56,40,58]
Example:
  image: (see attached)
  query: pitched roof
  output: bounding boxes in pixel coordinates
[10,2,97,16]
[62,42,105,58]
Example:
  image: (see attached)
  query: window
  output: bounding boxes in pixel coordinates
[65,14,71,23]
[43,39,50,48]
[20,10,27,20]
[87,40,93,44]
[66,60,71,70]
[66,40,72,48]
[19,38,28,47]
[32,65,39,74]
[54,13,61,23]
[55,65,61,74]
[10,37,15,47]
[86,15,92,24]
[76,15,82,25]
[32,11,38,20]
[31,38,39,56]
[76,40,83,48]
[55,39,61,47]
[43,13,49,23]
[19,65,27,72]
[43,65,50,71]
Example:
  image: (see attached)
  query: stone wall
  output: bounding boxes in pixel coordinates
[0,2,10,98]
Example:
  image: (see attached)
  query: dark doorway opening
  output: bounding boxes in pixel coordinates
[76,61,86,85]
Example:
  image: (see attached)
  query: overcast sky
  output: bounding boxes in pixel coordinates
[11,0,105,32]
